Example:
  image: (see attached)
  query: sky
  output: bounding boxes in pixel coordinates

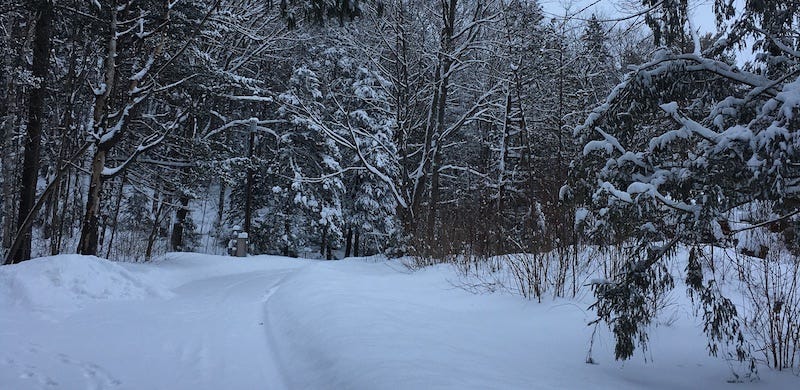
[538,0,757,63]
[539,0,719,33]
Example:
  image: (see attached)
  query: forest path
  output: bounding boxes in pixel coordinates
[0,256,306,390]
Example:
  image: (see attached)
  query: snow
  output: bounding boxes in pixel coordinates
[0,255,171,312]
[1,253,797,389]
[129,56,154,82]
[769,75,800,120]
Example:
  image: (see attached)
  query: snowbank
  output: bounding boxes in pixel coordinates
[265,258,798,390]
[0,255,172,310]
[139,252,311,288]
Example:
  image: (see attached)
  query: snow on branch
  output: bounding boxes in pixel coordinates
[101,111,186,179]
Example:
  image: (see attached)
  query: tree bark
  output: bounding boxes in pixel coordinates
[171,195,190,251]
[1,14,24,252]
[320,223,328,257]
[415,0,455,253]
[353,229,360,257]
[426,148,442,246]
[78,4,116,255]
[1,106,17,251]
[78,149,107,255]
[5,142,90,264]
[50,26,83,255]
[244,130,255,234]
[283,217,291,257]
[145,190,166,261]
[9,0,53,263]
[216,180,226,230]
[104,175,125,258]
[344,226,352,258]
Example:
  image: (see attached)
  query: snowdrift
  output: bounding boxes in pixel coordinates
[0,255,172,310]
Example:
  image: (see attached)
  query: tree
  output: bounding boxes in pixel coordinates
[7,0,53,263]
[0,1,26,255]
[77,0,212,256]
[568,0,800,374]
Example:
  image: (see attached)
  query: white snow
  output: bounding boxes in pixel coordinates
[1,253,797,389]
[0,255,172,312]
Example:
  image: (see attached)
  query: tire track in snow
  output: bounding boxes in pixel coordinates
[259,265,312,389]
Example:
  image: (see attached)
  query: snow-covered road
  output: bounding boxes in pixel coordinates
[0,255,306,390]
[1,253,797,389]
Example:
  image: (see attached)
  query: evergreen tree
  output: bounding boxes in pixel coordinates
[568,0,800,374]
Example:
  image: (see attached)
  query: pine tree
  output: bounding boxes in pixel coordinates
[568,0,800,373]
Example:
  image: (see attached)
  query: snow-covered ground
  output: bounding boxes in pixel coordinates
[0,253,797,389]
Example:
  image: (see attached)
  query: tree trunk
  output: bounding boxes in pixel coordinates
[320,223,328,257]
[9,0,53,263]
[171,195,190,251]
[344,226,352,258]
[50,26,82,255]
[78,149,106,255]
[283,217,290,257]
[1,12,23,253]
[5,142,89,264]
[216,180,226,230]
[426,148,441,246]
[495,90,513,254]
[244,130,255,234]
[1,109,17,251]
[393,4,413,241]
[51,165,71,255]
[104,175,125,258]
[78,4,117,256]
[145,191,166,261]
[353,229,360,257]
[416,0,455,254]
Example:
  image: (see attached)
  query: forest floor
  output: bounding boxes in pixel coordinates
[0,253,797,389]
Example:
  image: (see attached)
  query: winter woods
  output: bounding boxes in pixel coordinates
[2,0,800,375]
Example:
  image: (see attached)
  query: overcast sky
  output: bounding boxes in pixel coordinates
[538,0,719,33]
[537,0,758,63]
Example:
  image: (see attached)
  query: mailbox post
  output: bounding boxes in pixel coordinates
[235,231,248,257]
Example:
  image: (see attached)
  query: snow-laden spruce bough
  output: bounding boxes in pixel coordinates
[566,0,800,378]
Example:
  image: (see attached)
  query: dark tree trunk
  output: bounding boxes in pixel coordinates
[105,175,125,258]
[51,167,70,255]
[244,131,255,234]
[426,148,442,246]
[145,191,166,261]
[320,223,328,257]
[344,226,353,258]
[283,217,290,257]
[78,150,106,255]
[9,0,53,263]
[1,14,24,253]
[353,230,360,257]
[216,180,226,229]
[413,0,455,255]
[1,108,18,252]
[79,4,117,256]
[50,27,82,255]
[171,195,190,251]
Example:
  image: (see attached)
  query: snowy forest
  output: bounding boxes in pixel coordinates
[2,0,800,386]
